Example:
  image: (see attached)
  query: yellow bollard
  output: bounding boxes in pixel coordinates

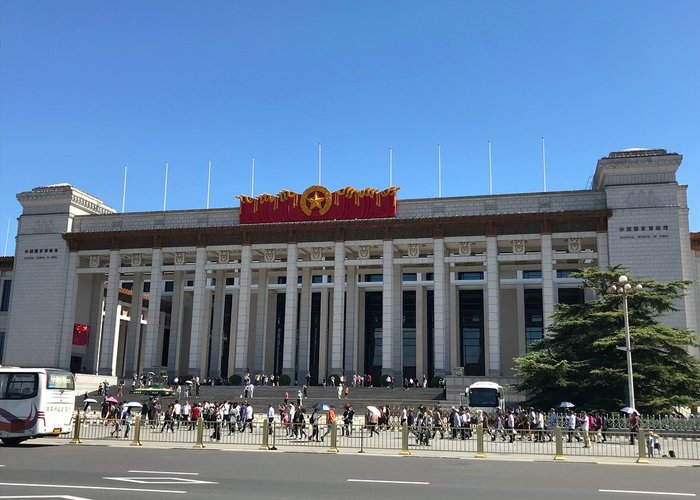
[327,420,339,453]
[399,422,411,456]
[130,415,142,447]
[636,429,649,464]
[260,419,270,450]
[553,426,565,461]
[193,417,205,449]
[474,425,486,459]
[69,411,81,445]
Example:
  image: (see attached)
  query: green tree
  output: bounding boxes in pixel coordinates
[513,267,700,413]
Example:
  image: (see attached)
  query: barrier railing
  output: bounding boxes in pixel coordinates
[62,412,700,462]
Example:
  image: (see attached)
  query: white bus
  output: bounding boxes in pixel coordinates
[0,367,75,446]
[465,381,506,414]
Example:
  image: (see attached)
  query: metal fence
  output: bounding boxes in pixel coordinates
[63,413,700,462]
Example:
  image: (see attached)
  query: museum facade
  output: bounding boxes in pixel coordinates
[1,148,698,385]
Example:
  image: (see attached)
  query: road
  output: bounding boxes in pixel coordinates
[0,443,698,499]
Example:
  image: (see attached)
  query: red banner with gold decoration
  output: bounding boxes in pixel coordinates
[237,185,399,224]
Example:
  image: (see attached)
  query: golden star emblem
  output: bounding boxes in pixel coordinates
[300,185,332,216]
[309,191,325,209]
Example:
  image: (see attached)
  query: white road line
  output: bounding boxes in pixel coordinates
[347,479,430,485]
[105,477,217,485]
[127,470,199,475]
[0,483,185,494]
[0,496,93,499]
[599,490,696,497]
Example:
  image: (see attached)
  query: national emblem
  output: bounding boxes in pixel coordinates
[300,185,332,216]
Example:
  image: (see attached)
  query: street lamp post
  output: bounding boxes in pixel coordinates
[608,275,643,410]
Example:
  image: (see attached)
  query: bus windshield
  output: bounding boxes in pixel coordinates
[468,387,499,407]
[0,372,39,399]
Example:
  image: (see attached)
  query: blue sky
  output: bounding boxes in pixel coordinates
[1,1,698,256]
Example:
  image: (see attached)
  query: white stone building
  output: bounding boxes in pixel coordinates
[1,148,698,386]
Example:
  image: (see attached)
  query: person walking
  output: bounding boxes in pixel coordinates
[321,405,335,441]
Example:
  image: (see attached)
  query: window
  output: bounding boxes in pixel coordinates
[143,282,151,293]
[523,271,542,279]
[365,274,383,283]
[225,278,235,286]
[1,279,12,311]
[312,275,323,284]
[164,281,175,292]
[0,331,4,364]
[402,273,417,282]
[457,272,484,280]
[47,370,74,390]
[556,270,576,279]
[186,280,194,287]
[277,277,286,285]
[121,281,133,290]
[424,272,434,281]
[0,372,38,400]
[524,289,543,352]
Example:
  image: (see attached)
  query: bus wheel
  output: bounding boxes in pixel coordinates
[2,437,26,446]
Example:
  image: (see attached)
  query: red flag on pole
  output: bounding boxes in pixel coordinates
[72,323,90,346]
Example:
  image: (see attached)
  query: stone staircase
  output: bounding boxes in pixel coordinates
[83,384,448,414]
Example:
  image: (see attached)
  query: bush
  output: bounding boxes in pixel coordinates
[229,374,242,386]
[279,374,292,386]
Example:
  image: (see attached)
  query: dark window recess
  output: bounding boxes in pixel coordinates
[457,272,484,280]
[424,272,434,281]
[164,281,174,292]
[312,275,323,284]
[402,273,417,282]
[121,282,133,290]
[225,277,236,286]
[143,282,151,293]
[459,289,485,376]
[186,280,194,287]
[556,270,576,279]
[402,290,417,381]
[365,274,383,283]
[524,289,543,352]
[277,277,286,285]
[1,280,12,311]
[558,287,585,305]
[364,291,383,382]
[523,271,542,279]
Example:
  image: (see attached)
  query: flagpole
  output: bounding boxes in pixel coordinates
[163,160,169,211]
[207,157,212,209]
[318,143,322,185]
[3,217,10,256]
[121,164,128,213]
[488,139,493,195]
[251,155,255,197]
[542,136,547,192]
[389,146,393,187]
[438,143,442,198]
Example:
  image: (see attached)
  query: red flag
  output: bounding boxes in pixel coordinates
[72,323,90,346]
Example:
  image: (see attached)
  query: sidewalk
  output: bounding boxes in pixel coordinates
[64,438,700,468]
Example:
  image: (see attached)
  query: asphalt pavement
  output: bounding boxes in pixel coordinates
[0,442,699,500]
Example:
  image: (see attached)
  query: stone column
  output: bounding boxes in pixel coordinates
[382,240,394,378]
[99,250,121,376]
[415,285,425,381]
[541,234,555,330]
[254,269,269,371]
[486,236,501,376]
[227,287,240,375]
[344,266,358,375]
[597,231,609,269]
[330,242,346,374]
[143,248,163,373]
[124,272,144,374]
[432,239,447,375]
[297,267,312,377]
[167,271,185,375]
[282,243,299,378]
[188,247,208,378]
[58,251,80,369]
[235,245,252,373]
[208,269,226,379]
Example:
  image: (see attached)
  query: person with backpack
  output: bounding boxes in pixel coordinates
[309,409,321,441]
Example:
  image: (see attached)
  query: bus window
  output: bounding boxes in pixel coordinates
[468,388,499,407]
[47,371,75,390]
[0,373,38,399]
